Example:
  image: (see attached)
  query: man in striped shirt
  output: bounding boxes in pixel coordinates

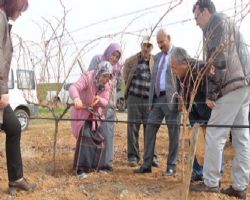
[123,36,157,167]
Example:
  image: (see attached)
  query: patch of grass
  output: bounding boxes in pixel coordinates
[38,106,70,118]
[39,107,65,114]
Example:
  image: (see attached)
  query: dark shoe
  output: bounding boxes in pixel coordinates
[128,160,137,167]
[221,185,246,200]
[98,166,113,174]
[99,165,113,172]
[163,168,176,176]
[191,172,203,182]
[76,170,88,179]
[190,182,220,193]
[152,160,159,168]
[134,166,151,173]
[104,165,113,171]
[9,178,37,196]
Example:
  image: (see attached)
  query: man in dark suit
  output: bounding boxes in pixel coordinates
[135,29,180,176]
[169,46,227,183]
[169,46,211,182]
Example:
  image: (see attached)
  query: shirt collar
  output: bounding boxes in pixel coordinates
[162,45,173,56]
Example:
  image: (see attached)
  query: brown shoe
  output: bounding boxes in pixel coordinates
[221,186,246,200]
[9,178,37,196]
[190,182,220,193]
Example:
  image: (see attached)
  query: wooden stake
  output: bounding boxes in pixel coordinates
[183,124,200,200]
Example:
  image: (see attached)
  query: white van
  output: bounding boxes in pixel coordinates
[8,66,39,131]
[46,82,72,104]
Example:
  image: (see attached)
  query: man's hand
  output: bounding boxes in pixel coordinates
[206,99,216,109]
[208,65,215,76]
[0,94,9,108]
[74,98,85,110]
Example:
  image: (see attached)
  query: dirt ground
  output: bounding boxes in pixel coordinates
[0,112,249,200]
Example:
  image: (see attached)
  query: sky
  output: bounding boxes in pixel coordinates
[10,0,250,82]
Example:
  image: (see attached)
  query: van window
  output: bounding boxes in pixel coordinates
[8,69,14,89]
[17,70,35,89]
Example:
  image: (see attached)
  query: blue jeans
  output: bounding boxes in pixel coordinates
[192,154,224,181]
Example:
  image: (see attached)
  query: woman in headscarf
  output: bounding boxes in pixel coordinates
[88,43,123,172]
[69,61,113,178]
[0,0,36,195]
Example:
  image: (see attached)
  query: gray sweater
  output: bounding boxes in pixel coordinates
[203,12,250,101]
[0,10,13,123]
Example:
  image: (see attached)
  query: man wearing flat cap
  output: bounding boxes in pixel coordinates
[123,35,158,167]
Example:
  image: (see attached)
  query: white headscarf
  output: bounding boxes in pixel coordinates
[95,61,113,91]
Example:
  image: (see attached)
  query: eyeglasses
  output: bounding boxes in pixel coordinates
[194,12,203,20]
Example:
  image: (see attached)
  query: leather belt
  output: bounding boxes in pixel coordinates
[154,91,166,98]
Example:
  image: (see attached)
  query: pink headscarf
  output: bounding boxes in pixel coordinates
[100,43,123,75]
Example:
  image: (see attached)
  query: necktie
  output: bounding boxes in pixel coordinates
[155,55,166,97]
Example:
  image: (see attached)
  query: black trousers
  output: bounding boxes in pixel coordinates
[142,96,180,170]
[1,105,23,182]
[127,95,158,162]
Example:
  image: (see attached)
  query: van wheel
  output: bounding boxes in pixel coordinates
[15,109,29,131]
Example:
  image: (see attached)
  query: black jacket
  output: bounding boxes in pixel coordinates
[180,60,211,125]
